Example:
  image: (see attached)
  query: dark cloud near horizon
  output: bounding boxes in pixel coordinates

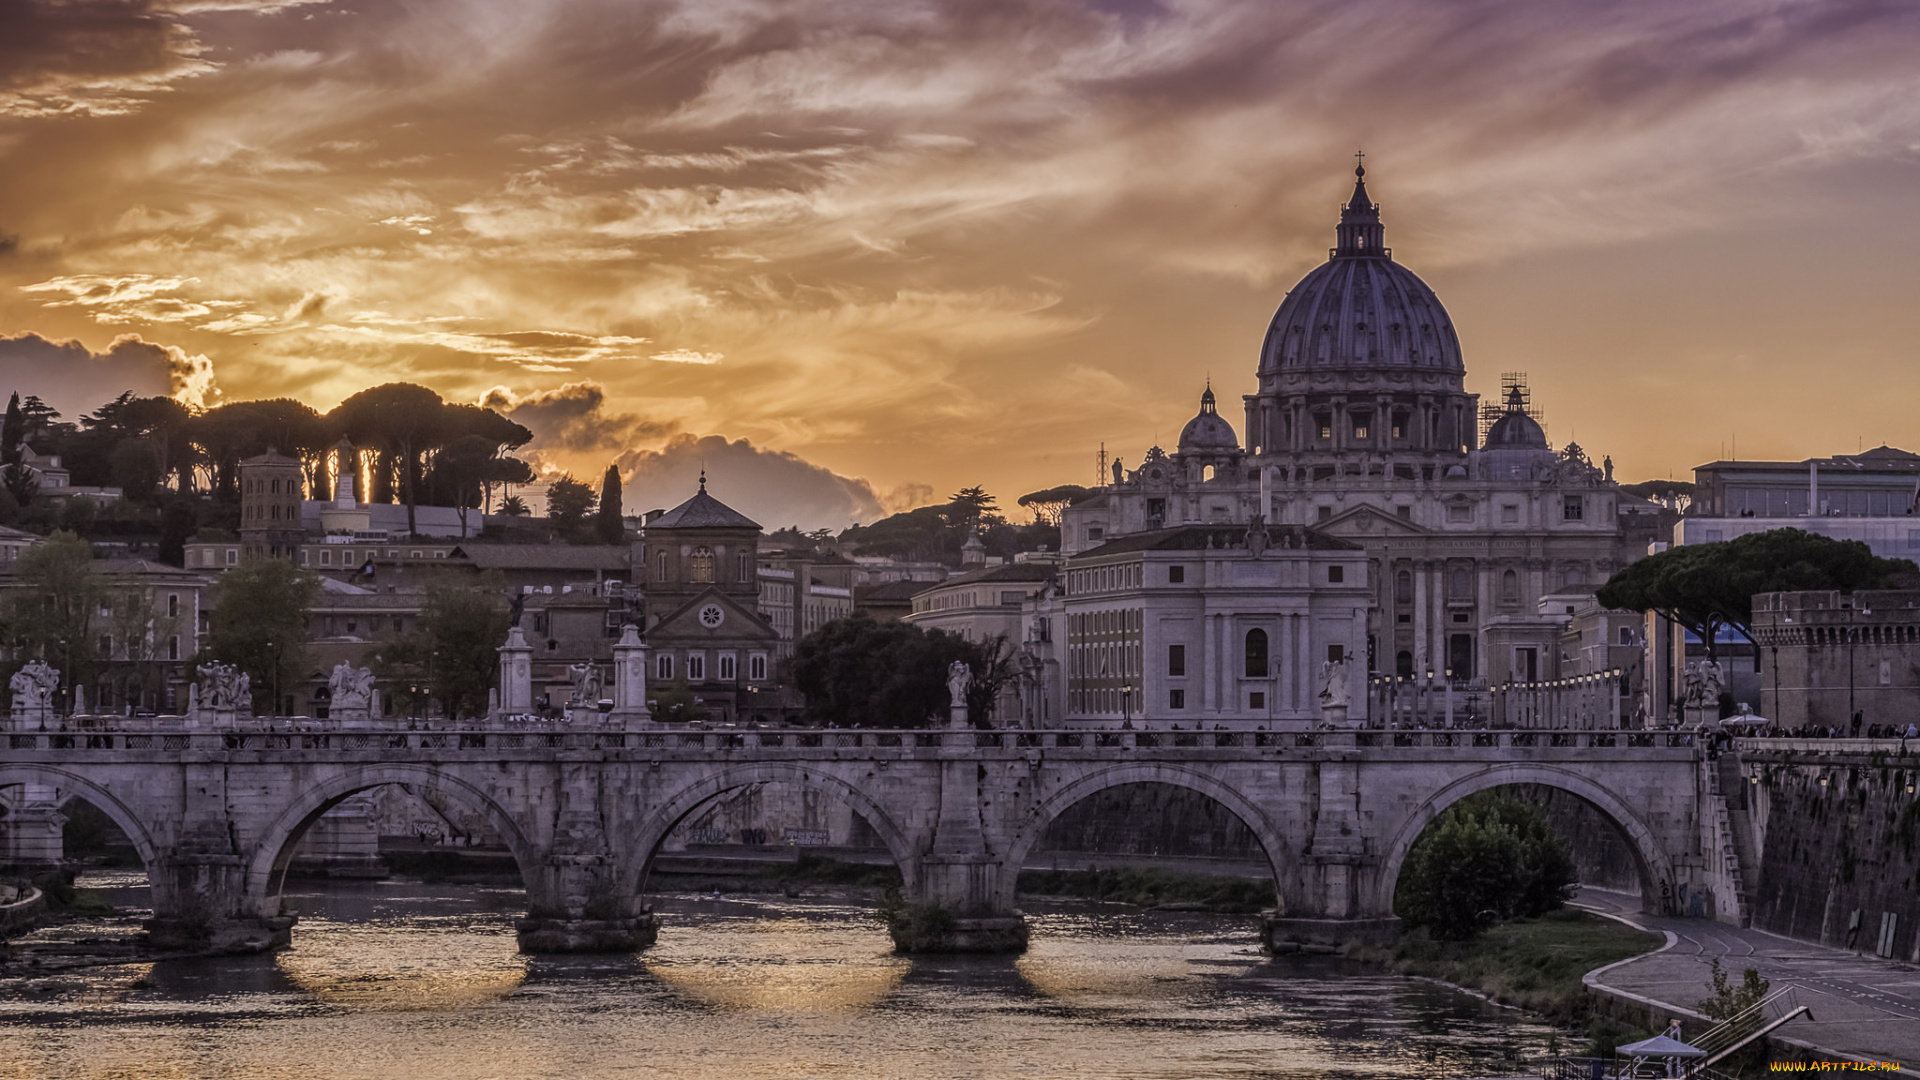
[483,381,676,455]
[619,434,887,532]
[0,331,216,414]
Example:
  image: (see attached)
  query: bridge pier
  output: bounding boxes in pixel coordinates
[0,797,68,876]
[148,849,294,953]
[888,751,1029,953]
[518,853,659,952]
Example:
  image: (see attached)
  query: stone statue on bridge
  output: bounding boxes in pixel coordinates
[196,662,253,716]
[10,659,59,725]
[1682,660,1725,711]
[1318,658,1350,711]
[328,663,376,719]
[946,661,972,710]
[567,663,604,707]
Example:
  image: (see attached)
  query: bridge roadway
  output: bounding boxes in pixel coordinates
[0,721,1717,954]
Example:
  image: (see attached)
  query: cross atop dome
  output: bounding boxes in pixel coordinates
[1334,156,1386,258]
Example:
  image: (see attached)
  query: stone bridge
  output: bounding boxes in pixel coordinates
[0,723,1730,953]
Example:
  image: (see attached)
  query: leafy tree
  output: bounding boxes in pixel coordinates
[190,398,328,501]
[0,531,104,708]
[499,495,529,517]
[201,558,320,714]
[1698,957,1770,1020]
[595,465,625,544]
[329,383,447,537]
[546,473,596,538]
[1597,528,1917,660]
[1,391,36,507]
[789,613,1012,727]
[949,485,999,517]
[390,579,513,720]
[1017,484,1094,526]
[1394,792,1577,940]
[647,678,703,723]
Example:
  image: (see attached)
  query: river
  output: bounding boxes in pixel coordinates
[0,870,1566,1079]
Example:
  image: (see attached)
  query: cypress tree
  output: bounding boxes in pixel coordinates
[595,464,625,544]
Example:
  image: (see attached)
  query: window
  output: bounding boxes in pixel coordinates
[1501,504,1519,524]
[1087,527,1104,542]
[1501,569,1519,602]
[1352,414,1370,440]
[1168,565,1184,584]
[1001,591,1025,605]
[1563,567,1584,587]
[1396,505,1411,519]
[1562,495,1584,521]
[168,635,180,661]
[1244,628,1268,677]
[1448,634,1473,678]
[1516,647,1539,682]
[225,548,238,566]
[737,553,750,581]
[1326,643,1344,664]
[1168,644,1186,677]
[1391,414,1406,439]
[167,593,180,618]
[1317,505,1332,522]
[656,653,674,681]
[1328,565,1344,583]
[718,653,737,681]
[1168,688,1186,709]
[1395,650,1413,677]
[749,653,767,681]
[97,634,112,658]
[1316,414,1332,439]
[690,546,714,582]
[687,653,706,681]
[410,550,422,559]
[1446,504,1471,523]
[1146,498,1166,520]
[1619,626,1634,646]
[1249,691,1265,709]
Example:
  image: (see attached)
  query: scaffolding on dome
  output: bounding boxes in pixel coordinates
[1479,371,1549,445]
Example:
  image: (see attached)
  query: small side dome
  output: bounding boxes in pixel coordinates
[1483,384,1548,449]
[1178,384,1239,453]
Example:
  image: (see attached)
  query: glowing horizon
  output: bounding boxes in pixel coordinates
[3,0,1918,528]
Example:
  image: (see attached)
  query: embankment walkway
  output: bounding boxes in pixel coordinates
[1577,887,1920,1073]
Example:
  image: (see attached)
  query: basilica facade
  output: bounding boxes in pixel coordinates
[1048,166,1667,726]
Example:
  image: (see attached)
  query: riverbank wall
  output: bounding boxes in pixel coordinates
[1736,741,1920,959]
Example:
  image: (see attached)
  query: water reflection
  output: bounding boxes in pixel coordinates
[643,900,909,1011]
[0,874,1567,1080]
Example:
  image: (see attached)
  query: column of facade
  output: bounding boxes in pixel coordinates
[1375,394,1391,453]
[1411,561,1429,674]
[1294,612,1311,712]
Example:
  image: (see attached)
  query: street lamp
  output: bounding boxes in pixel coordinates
[1120,683,1135,730]
[1444,667,1454,729]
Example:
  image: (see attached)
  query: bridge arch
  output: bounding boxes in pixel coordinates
[0,764,160,867]
[1002,762,1292,913]
[1372,763,1676,916]
[243,764,539,909]
[624,763,923,897]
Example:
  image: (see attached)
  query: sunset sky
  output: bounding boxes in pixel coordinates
[2,0,1917,528]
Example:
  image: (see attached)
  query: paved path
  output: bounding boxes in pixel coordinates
[1575,887,1920,1071]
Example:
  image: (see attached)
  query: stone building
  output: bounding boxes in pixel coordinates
[1025,524,1371,728]
[636,477,787,723]
[1752,588,1920,731]
[1060,165,1665,698]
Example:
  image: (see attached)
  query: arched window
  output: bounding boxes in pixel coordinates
[689,546,714,583]
[1244,628,1268,678]
[1501,569,1519,602]
[1395,650,1414,677]
[1563,567,1585,587]
[1395,570,1412,604]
